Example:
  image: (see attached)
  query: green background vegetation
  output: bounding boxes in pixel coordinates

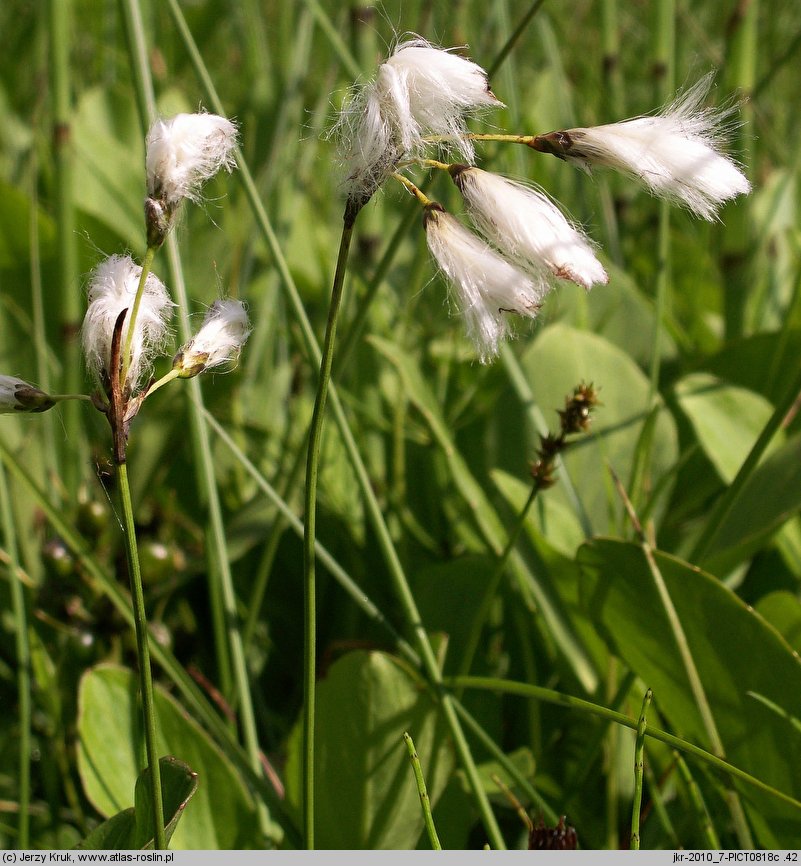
[1,0,800,850]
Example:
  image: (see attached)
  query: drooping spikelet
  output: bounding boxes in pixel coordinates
[82,255,173,392]
[451,166,608,290]
[172,299,251,378]
[423,205,545,362]
[534,74,750,220]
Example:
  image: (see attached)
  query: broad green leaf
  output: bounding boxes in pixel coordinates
[755,591,801,654]
[133,757,198,849]
[520,324,678,533]
[492,469,609,676]
[75,757,197,850]
[285,650,454,849]
[706,330,801,403]
[578,538,801,846]
[491,469,584,559]
[674,373,780,482]
[704,433,801,574]
[75,810,136,851]
[552,267,678,369]
[77,665,268,849]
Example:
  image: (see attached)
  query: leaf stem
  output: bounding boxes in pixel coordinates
[0,463,30,848]
[302,202,360,848]
[630,688,652,850]
[449,674,801,813]
[116,459,166,849]
[403,732,441,850]
[120,244,158,388]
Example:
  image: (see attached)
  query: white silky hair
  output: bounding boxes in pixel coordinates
[424,208,546,363]
[565,74,750,220]
[334,37,501,202]
[176,299,252,373]
[82,255,174,390]
[146,112,238,206]
[454,167,608,290]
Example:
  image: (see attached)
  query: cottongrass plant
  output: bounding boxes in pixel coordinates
[3,109,244,849]
[299,34,751,848]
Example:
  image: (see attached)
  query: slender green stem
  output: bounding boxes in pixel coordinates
[302,205,359,848]
[630,688,652,850]
[449,675,801,813]
[422,132,537,147]
[452,700,558,824]
[676,752,721,848]
[561,670,637,810]
[300,0,361,81]
[458,484,538,681]
[486,0,547,78]
[722,0,757,342]
[144,368,181,399]
[499,344,593,536]
[644,759,680,846]
[28,153,62,502]
[120,245,158,387]
[644,0,674,499]
[403,732,441,850]
[117,460,166,849]
[391,172,435,207]
[48,393,93,404]
[612,467,753,845]
[0,464,30,848]
[202,409,417,663]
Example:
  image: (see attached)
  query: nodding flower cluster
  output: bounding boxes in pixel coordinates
[84,111,248,409]
[2,111,249,433]
[336,40,750,362]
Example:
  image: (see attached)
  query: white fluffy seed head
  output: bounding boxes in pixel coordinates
[423,206,546,362]
[334,37,501,203]
[173,299,251,378]
[452,166,608,290]
[384,39,502,162]
[82,255,173,392]
[0,376,54,413]
[146,112,238,206]
[564,74,750,220]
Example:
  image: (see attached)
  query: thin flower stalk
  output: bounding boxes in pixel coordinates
[302,199,361,848]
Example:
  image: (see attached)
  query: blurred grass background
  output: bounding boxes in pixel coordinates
[1,0,801,850]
